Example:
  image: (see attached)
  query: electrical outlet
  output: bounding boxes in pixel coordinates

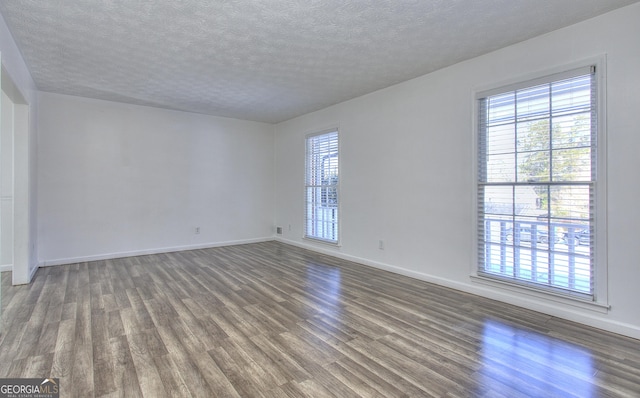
[379,240,384,250]
[195,227,200,234]
[276,226,283,235]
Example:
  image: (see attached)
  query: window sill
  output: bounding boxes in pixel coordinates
[470,274,610,314]
[303,236,341,247]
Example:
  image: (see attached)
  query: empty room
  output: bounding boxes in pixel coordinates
[0,1,639,397]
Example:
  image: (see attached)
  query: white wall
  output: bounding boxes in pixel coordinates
[274,3,640,338]
[38,93,275,264]
[1,90,13,267]
[0,11,38,285]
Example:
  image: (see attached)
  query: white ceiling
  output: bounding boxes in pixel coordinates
[1,1,638,123]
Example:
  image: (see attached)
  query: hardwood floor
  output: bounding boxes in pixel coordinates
[1,241,639,397]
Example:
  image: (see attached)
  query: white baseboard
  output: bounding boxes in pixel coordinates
[275,236,640,340]
[28,263,38,281]
[0,263,38,285]
[38,237,274,267]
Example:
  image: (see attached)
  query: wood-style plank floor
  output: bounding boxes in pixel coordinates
[1,241,639,397]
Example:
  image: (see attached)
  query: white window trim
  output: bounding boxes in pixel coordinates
[470,56,608,309]
[304,127,341,246]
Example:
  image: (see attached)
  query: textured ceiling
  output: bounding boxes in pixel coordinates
[0,1,638,123]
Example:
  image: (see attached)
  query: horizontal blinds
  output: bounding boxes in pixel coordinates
[305,130,339,243]
[476,65,594,99]
[477,68,596,298]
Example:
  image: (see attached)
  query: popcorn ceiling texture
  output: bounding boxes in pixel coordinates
[0,0,637,123]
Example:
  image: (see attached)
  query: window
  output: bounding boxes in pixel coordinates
[305,130,339,243]
[477,65,602,299]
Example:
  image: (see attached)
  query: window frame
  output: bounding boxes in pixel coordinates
[471,58,608,308]
[304,128,340,245]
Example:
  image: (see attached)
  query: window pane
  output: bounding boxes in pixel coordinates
[551,148,591,182]
[517,150,549,182]
[487,124,515,155]
[486,153,516,182]
[549,185,590,221]
[552,75,591,116]
[551,113,591,149]
[483,186,513,216]
[515,185,545,217]
[487,92,515,125]
[517,119,550,152]
[516,85,549,121]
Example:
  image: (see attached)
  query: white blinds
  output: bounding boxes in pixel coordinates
[305,130,339,243]
[477,67,596,298]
